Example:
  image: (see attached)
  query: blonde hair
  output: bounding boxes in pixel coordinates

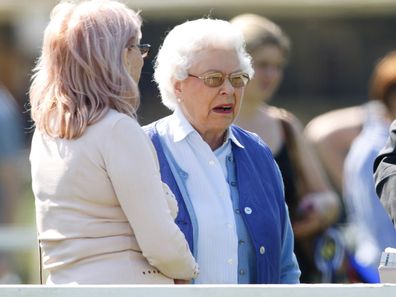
[29,0,142,139]
[154,18,254,111]
[230,14,290,59]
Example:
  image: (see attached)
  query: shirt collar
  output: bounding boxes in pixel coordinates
[228,127,244,148]
[169,106,244,148]
[169,107,196,143]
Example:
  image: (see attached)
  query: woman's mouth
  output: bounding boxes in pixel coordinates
[212,104,233,114]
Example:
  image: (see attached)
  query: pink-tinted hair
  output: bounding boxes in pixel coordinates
[30,0,142,139]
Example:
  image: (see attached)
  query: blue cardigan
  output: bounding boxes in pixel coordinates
[145,121,300,283]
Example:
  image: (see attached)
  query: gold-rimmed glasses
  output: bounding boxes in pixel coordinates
[188,71,250,88]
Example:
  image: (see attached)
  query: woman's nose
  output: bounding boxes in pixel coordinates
[219,78,235,95]
[259,65,281,78]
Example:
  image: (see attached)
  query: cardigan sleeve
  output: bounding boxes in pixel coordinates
[274,163,301,283]
[103,117,198,280]
[280,204,301,284]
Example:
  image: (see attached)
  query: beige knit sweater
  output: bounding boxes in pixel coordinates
[30,109,198,284]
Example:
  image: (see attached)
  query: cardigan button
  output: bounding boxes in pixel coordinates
[244,207,252,214]
[259,246,266,255]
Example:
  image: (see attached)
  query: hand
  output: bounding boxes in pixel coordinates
[292,209,323,239]
[174,279,190,284]
[292,191,340,239]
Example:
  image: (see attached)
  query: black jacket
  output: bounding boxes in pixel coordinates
[374,119,396,227]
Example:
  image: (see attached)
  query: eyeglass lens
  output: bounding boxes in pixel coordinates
[129,44,151,57]
[203,72,249,88]
[137,44,151,57]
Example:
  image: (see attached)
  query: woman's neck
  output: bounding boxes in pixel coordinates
[200,130,227,151]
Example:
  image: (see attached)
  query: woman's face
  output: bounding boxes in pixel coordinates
[124,44,144,82]
[246,44,285,103]
[175,49,245,137]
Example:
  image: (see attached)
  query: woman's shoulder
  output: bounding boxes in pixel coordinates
[82,110,147,149]
[231,126,282,186]
[231,125,273,154]
[267,106,302,129]
[93,109,141,132]
[304,105,365,142]
[93,109,156,156]
[265,106,306,143]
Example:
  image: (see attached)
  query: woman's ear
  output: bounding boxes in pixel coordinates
[174,80,182,97]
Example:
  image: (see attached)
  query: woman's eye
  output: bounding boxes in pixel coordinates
[206,76,222,86]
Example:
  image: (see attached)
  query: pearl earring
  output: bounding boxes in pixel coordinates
[177,98,182,103]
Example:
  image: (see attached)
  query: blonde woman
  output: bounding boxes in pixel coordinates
[29,0,198,284]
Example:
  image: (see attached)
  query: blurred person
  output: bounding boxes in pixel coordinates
[343,51,396,283]
[0,85,23,225]
[374,118,396,229]
[304,106,365,194]
[304,68,393,196]
[0,84,23,284]
[29,0,198,284]
[144,18,301,284]
[230,14,341,283]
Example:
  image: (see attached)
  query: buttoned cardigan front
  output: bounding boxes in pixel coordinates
[144,120,300,284]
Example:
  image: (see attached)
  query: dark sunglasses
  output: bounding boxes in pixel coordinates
[188,71,250,88]
[128,43,151,58]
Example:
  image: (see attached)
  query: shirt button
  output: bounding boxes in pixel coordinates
[259,246,266,255]
[209,160,215,166]
[239,269,245,275]
[244,207,252,214]
[235,208,241,214]
[227,258,233,265]
[239,240,245,245]
[230,181,237,187]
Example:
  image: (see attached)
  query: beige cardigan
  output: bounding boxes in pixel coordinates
[30,109,198,284]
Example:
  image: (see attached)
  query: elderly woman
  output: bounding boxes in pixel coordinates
[29,0,198,284]
[144,18,300,284]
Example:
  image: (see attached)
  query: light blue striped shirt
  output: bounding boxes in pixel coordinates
[157,107,244,283]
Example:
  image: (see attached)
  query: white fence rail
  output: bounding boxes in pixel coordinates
[1,226,395,296]
[0,284,396,297]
